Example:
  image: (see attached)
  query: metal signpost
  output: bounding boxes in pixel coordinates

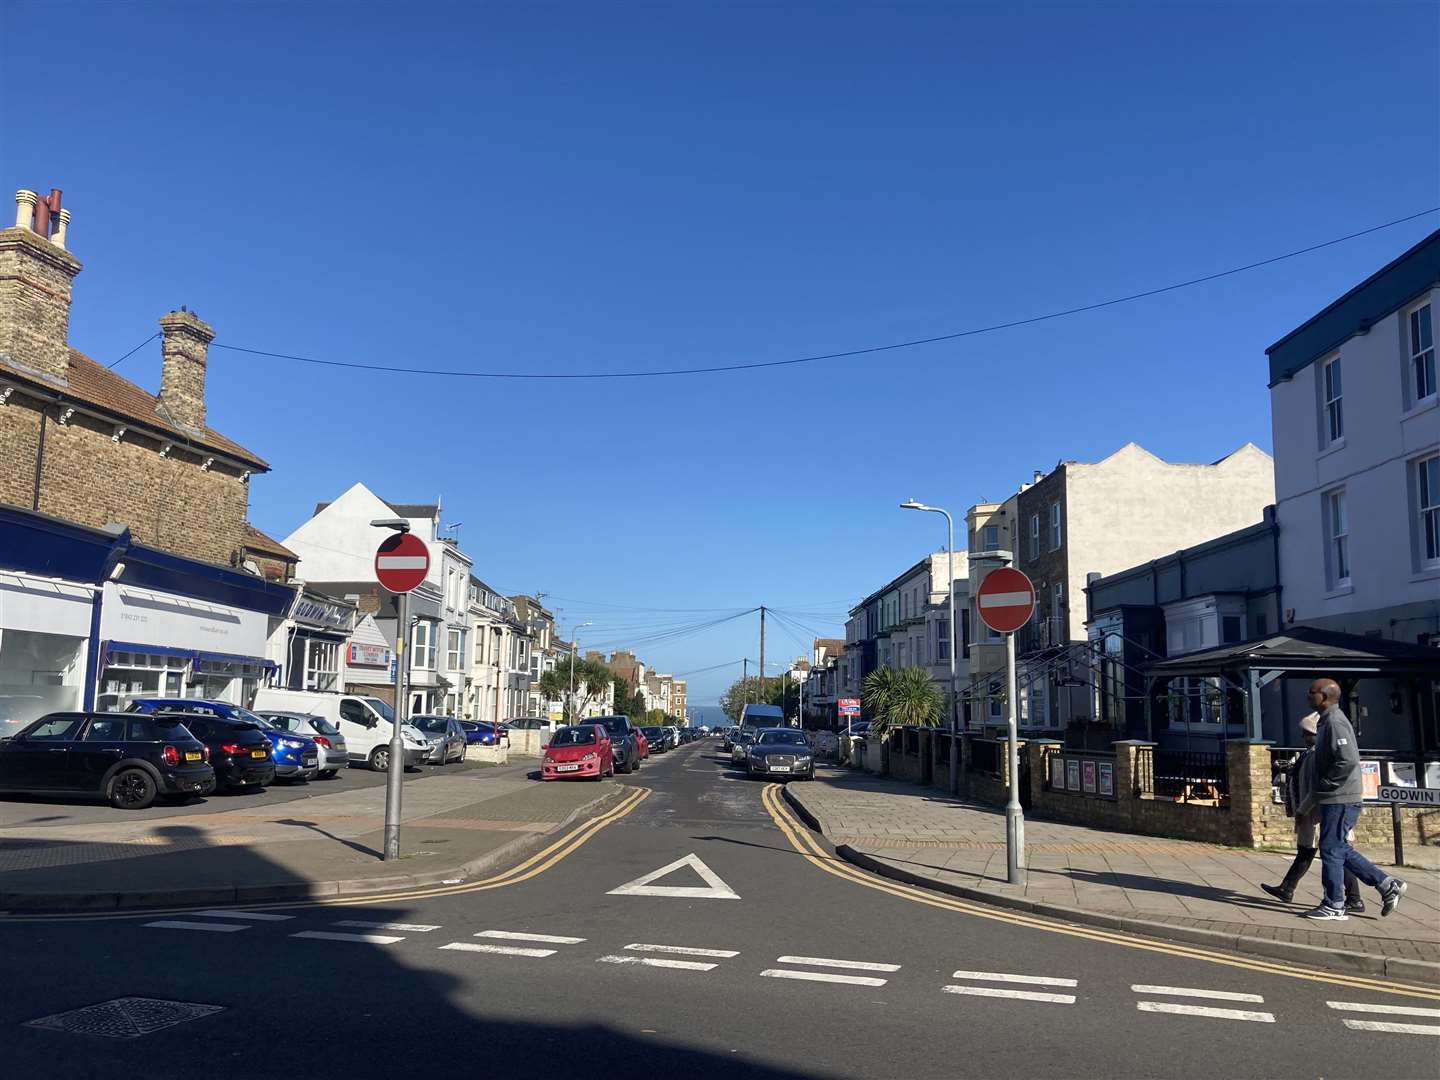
[976,566,1036,885]
[373,525,431,862]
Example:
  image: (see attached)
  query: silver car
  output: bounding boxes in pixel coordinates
[256,711,349,779]
[410,715,467,765]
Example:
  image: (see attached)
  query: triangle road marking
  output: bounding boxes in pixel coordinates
[607,853,741,900]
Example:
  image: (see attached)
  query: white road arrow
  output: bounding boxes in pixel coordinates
[607,853,741,900]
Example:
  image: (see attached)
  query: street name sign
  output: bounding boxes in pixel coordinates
[1377,785,1440,807]
[374,533,430,594]
[976,567,1036,634]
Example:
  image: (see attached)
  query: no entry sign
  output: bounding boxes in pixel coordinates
[374,532,430,593]
[977,567,1036,634]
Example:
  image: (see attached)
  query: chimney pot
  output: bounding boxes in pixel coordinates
[51,208,71,250]
[14,190,38,229]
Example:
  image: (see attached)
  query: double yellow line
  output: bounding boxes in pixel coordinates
[3,785,652,923]
[761,783,1440,1002]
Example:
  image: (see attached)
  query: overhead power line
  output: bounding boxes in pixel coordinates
[207,208,1437,381]
[107,332,159,370]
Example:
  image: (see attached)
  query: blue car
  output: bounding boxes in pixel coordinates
[128,698,319,782]
[459,721,505,747]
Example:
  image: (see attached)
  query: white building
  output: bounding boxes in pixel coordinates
[1266,229,1440,644]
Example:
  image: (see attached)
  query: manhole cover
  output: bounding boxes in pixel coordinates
[25,997,225,1039]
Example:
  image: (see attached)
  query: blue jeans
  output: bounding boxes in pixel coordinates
[1318,803,1388,908]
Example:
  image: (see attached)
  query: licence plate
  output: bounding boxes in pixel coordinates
[556,763,580,772]
[250,749,267,759]
[184,751,201,762]
[771,765,791,772]
[302,756,317,766]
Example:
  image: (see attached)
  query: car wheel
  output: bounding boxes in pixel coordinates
[370,747,390,772]
[319,769,339,780]
[108,767,157,810]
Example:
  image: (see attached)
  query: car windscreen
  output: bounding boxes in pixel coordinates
[550,727,597,746]
[411,717,447,733]
[757,731,807,746]
[642,728,662,738]
[306,716,339,735]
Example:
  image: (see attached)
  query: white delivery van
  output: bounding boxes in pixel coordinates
[251,688,428,771]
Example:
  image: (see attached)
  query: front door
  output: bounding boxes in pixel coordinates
[72,715,132,793]
[0,713,88,789]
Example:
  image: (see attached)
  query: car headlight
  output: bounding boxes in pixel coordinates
[582,752,597,762]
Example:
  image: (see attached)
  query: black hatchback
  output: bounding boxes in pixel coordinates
[165,713,276,792]
[0,711,215,809]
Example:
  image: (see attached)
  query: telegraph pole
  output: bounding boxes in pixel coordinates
[759,606,767,704]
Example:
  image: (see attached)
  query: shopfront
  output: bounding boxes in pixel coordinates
[284,590,357,692]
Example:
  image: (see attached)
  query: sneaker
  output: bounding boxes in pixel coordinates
[1260,883,1294,904]
[1380,879,1407,917]
[1302,904,1349,921]
[1345,899,1366,915]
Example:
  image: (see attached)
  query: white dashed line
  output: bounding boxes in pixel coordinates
[475,930,586,944]
[760,969,888,988]
[145,920,249,933]
[950,970,1077,988]
[1340,1020,1440,1036]
[776,955,900,973]
[333,921,441,933]
[598,955,718,972]
[1136,1002,1275,1023]
[942,985,1075,1004]
[439,943,557,958]
[624,944,740,958]
[190,910,294,922]
[1326,1001,1440,1019]
[290,931,404,945]
[1131,985,1264,1003]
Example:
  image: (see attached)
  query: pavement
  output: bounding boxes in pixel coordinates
[0,759,624,909]
[3,740,1438,1080]
[785,767,1440,983]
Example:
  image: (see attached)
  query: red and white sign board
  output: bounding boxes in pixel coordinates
[838,698,861,717]
[374,533,430,594]
[976,567,1036,634]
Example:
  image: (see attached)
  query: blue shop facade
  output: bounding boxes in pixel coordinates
[0,505,296,731]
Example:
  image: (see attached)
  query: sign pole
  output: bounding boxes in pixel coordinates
[384,588,409,861]
[1004,628,1025,883]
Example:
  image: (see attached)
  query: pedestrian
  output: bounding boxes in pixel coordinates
[1260,711,1362,912]
[1300,678,1407,922]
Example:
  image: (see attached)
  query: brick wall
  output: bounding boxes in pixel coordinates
[0,226,80,383]
[0,397,42,507]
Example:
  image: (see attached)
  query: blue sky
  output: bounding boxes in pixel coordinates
[4,1,1437,706]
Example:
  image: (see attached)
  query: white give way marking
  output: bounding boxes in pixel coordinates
[607,853,741,900]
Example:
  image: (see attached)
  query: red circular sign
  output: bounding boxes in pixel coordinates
[374,532,430,593]
[976,567,1036,634]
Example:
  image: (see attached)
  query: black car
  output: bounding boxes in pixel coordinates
[161,712,276,791]
[0,711,215,809]
[745,728,815,781]
[590,715,641,774]
[641,726,667,753]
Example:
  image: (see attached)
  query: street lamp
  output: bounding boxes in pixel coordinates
[900,500,961,797]
[370,517,412,862]
[569,621,593,721]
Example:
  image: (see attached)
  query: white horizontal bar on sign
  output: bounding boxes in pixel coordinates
[376,556,427,569]
[1132,984,1264,1003]
[979,592,1032,608]
[776,955,900,973]
[942,985,1075,1005]
[1136,1002,1274,1023]
[760,969,888,988]
[144,920,248,933]
[951,970,1077,988]
[439,942,556,958]
[334,921,440,933]
[1327,1001,1440,1019]
[474,930,585,944]
[624,943,740,958]
[290,930,404,945]
[1341,1019,1440,1036]
[191,909,295,921]
[598,955,717,972]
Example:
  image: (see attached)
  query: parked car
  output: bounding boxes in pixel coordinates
[129,698,317,782]
[589,715,642,774]
[0,711,215,809]
[633,727,650,760]
[410,715,467,764]
[256,711,348,779]
[746,727,814,781]
[664,726,681,750]
[506,717,558,733]
[250,688,428,771]
[459,721,506,747]
[641,726,666,753]
[146,711,275,792]
[729,729,757,764]
[540,724,614,781]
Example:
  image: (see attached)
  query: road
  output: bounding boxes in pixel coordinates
[3,740,1436,1079]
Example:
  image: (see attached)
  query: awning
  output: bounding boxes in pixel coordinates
[101,641,276,669]
[1144,625,1440,679]
[195,649,277,670]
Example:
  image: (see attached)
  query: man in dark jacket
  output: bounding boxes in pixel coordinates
[1302,678,1407,921]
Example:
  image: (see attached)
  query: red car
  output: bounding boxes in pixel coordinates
[541,724,615,781]
[634,728,650,759]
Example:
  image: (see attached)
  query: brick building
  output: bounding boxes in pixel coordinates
[0,187,287,569]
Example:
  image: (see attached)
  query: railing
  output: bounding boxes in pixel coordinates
[1044,748,1116,800]
[1137,747,1227,804]
[969,738,1003,777]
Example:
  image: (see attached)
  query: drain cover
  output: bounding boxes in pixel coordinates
[25,997,225,1039]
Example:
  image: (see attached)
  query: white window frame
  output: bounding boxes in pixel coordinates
[1418,453,1440,570]
[412,620,437,670]
[1410,302,1436,406]
[1030,513,1040,558]
[1050,503,1062,549]
[446,627,464,671]
[304,639,340,692]
[1325,488,1350,589]
[983,524,999,551]
[1321,355,1344,446]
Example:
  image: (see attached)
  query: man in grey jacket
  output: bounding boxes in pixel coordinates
[1302,678,1407,922]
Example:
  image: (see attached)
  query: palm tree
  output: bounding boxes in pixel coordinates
[866,665,943,739]
[862,666,899,732]
[536,668,572,720]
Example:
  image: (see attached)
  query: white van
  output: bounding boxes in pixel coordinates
[251,688,428,771]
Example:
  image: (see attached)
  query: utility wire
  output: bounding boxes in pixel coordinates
[106,332,159,370]
[207,208,1437,381]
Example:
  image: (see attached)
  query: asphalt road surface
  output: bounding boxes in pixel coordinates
[4,740,1436,1079]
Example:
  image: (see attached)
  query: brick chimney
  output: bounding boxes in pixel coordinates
[157,309,215,433]
[0,188,82,386]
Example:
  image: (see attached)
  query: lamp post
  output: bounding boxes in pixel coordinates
[900,500,960,797]
[568,621,592,722]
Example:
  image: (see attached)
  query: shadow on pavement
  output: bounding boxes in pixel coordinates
[272,817,382,859]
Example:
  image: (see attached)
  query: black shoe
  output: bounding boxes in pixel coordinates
[1261,883,1294,904]
[1380,879,1407,917]
[1345,899,1366,915]
[1302,904,1349,922]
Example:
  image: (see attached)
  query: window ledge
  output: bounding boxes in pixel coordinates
[1317,439,1347,461]
[1323,584,1355,599]
[1401,396,1438,422]
[1411,567,1440,583]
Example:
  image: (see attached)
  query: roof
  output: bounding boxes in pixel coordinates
[0,347,268,469]
[1266,228,1440,387]
[1145,626,1440,678]
[240,523,298,562]
[314,498,439,518]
